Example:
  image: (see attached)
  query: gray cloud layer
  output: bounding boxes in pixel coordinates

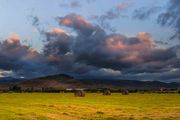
[43,14,180,81]
[0,34,59,78]
[0,13,180,82]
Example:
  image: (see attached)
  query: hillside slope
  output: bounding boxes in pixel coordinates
[17,74,180,90]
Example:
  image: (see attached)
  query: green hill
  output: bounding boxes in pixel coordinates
[16,74,180,90]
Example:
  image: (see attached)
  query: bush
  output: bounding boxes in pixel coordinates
[9,85,22,92]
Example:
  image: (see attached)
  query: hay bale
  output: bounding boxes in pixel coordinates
[122,90,129,95]
[74,90,85,97]
[139,91,145,94]
[103,89,111,95]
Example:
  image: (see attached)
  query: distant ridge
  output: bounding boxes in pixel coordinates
[14,74,180,90]
[0,74,179,89]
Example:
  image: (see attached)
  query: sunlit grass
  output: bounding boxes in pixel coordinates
[0,93,179,120]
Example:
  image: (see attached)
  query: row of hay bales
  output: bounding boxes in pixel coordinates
[74,89,129,97]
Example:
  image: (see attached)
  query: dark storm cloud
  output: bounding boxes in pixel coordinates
[0,34,58,78]
[42,13,180,81]
[121,45,180,81]
[44,28,73,55]
[1,13,180,81]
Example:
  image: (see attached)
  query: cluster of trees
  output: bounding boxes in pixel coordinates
[0,85,178,94]
[9,86,62,93]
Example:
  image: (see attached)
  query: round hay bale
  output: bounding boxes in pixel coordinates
[103,89,111,95]
[74,90,85,97]
[122,90,129,95]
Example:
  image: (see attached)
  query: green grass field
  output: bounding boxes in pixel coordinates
[0,93,179,120]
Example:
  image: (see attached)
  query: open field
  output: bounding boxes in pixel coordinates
[0,93,179,120]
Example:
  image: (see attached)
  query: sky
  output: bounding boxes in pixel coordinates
[0,0,180,82]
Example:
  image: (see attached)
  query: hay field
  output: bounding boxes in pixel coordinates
[0,93,179,120]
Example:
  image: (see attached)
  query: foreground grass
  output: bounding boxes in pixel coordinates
[0,93,179,120]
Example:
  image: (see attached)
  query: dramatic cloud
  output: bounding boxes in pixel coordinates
[1,13,180,82]
[0,34,58,78]
[59,13,99,35]
[43,14,180,81]
[44,28,72,56]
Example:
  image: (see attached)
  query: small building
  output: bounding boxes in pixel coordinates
[65,88,73,93]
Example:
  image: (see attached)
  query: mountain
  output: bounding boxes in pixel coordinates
[15,74,180,90]
[17,74,89,89]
